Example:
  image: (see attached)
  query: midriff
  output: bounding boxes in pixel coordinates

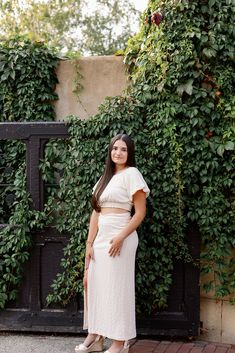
[101,207,129,215]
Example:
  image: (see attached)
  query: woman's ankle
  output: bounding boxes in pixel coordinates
[108,340,124,352]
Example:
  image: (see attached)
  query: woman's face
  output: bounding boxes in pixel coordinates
[111,139,128,167]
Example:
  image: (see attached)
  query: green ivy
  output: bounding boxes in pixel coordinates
[0,36,58,122]
[0,160,32,308]
[124,0,235,304]
[0,37,59,308]
[0,0,235,314]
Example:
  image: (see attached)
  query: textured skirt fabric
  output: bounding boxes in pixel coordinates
[83,213,138,340]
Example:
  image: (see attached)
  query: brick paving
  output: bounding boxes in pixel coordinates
[129,340,235,353]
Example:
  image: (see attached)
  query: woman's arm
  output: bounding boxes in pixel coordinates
[109,190,146,257]
[85,210,99,262]
[83,210,99,286]
[86,209,99,245]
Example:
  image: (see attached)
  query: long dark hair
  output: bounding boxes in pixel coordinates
[91,134,136,212]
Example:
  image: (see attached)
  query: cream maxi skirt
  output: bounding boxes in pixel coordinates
[83,212,138,340]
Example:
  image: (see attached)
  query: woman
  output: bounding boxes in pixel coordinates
[75,134,150,353]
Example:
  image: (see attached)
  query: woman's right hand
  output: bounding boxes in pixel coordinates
[85,244,94,262]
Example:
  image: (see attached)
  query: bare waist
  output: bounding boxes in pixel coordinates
[100,207,130,215]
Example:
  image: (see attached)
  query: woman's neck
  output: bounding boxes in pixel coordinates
[114,165,128,174]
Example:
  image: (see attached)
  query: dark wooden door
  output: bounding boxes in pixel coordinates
[137,223,200,336]
[0,122,200,336]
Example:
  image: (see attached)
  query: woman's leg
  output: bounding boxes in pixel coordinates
[82,333,98,347]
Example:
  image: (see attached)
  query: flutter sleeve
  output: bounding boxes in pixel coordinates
[125,167,150,200]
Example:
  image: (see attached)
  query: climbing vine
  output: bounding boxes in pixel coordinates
[124,0,235,302]
[0,0,235,313]
[0,36,58,308]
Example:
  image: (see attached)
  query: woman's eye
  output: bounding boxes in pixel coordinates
[112,146,127,152]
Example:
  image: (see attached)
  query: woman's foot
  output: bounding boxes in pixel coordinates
[75,334,104,352]
[106,340,129,353]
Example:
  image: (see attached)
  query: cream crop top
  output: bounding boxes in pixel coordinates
[93,167,150,212]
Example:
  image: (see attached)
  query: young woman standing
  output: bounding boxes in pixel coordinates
[75,134,150,353]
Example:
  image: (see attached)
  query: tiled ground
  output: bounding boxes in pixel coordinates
[0,332,235,353]
[129,340,235,353]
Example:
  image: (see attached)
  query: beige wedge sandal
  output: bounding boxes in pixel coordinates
[75,335,104,353]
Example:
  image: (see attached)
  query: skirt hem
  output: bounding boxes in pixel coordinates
[87,329,136,341]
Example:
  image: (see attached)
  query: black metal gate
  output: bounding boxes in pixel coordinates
[0,122,200,336]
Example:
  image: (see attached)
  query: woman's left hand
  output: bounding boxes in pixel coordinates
[109,235,124,257]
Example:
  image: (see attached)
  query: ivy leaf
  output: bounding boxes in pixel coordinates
[157,80,165,92]
[10,71,15,80]
[207,141,216,153]
[184,80,194,95]
[217,145,225,157]
[1,71,10,81]
[209,0,216,6]
[177,79,194,96]
[224,141,234,151]
[115,49,124,56]
[0,61,6,70]
[202,47,217,58]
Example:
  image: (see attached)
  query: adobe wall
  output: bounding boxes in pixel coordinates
[54,55,128,120]
[54,56,235,344]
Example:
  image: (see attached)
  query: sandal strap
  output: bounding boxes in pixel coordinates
[75,336,103,351]
[75,344,87,350]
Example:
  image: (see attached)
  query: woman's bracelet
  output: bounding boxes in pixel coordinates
[86,240,93,246]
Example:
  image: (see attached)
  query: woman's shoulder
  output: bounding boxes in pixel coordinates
[124,166,150,196]
[124,166,145,179]
[126,166,142,175]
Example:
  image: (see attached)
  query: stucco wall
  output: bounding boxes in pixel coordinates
[54,56,128,120]
[200,261,235,344]
[54,56,235,344]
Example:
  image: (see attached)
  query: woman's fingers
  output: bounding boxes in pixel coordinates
[84,249,94,284]
[86,247,95,261]
[109,245,121,257]
[109,237,122,257]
